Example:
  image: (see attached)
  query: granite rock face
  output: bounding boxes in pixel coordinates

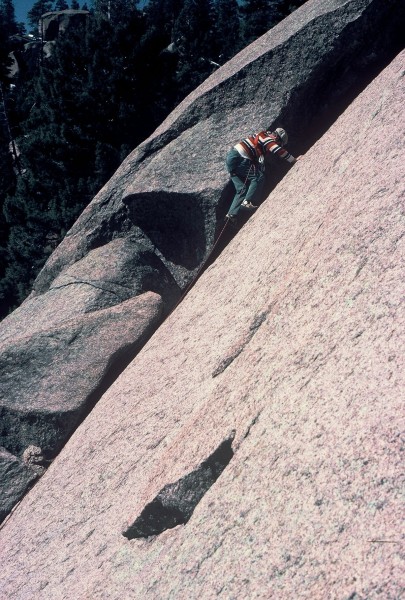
[0,42,403,600]
[0,0,404,524]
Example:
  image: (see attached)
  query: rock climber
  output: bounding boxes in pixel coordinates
[225,127,300,222]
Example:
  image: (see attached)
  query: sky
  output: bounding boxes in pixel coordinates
[13,1,92,27]
[13,0,36,26]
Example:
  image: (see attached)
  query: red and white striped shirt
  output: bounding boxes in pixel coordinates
[235,130,296,164]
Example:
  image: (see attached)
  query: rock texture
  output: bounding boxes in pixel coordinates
[30,0,405,298]
[0,38,403,600]
[0,0,405,520]
[0,0,403,530]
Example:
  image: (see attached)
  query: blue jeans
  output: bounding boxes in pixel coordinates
[225,149,264,216]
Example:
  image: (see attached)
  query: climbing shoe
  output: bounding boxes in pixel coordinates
[241,201,257,210]
[225,214,237,225]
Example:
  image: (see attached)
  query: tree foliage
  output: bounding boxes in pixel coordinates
[27,1,54,31]
[1,0,18,34]
[215,0,242,62]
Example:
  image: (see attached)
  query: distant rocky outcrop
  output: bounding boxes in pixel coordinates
[40,10,89,42]
[0,41,403,599]
[0,0,403,543]
[7,10,89,78]
[6,34,39,78]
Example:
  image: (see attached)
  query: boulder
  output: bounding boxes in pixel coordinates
[0,237,179,345]
[40,10,90,42]
[0,42,403,600]
[0,292,162,518]
[22,445,48,475]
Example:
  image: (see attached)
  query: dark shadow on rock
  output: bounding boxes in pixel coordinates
[0,448,39,524]
[276,1,405,159]
[123,192,208,272]
[123,434,235,539]
[0,406,78,460]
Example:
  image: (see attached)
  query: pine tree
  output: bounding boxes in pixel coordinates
[241,0,284,45]
[214,0,242,62]
[55,0,69,10]
[0,0,18,35]
[0,6,18,316]
[27,1,54,31]
[0,3,13,78]
[0,3,154,312]
[144,0,184,40]
[173,0,218,96]
[1,16,90,311]
[0,121,14,316]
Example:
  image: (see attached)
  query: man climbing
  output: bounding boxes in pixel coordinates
[225,127,300,222]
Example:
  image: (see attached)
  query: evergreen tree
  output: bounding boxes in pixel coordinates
[144,0,184,40]
[0,0,18,35]
[0,132,13,316]
[1,16,90,310]
[214,0,242,62]
[241,0,284,45]
[28,1,54,31]
[0,3,13,75]
[55,0,69,10]
[0,3,155,311]
[0,5,18,316]
[173,0,217,96]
